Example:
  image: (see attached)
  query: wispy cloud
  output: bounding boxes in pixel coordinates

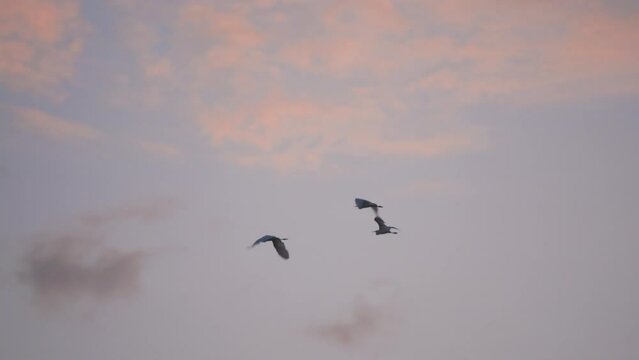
[408,1,639,103]
[197,93,483,172]
[10,106,185,161]
[108,0,639,171]
[13,106,102,141]
[0,0,86,99]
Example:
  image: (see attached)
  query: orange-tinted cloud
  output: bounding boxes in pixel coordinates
[178,2,264,72]
[278,0,408,75]
[111,0,639,171]
[276,0,639,98]
[324,0,408,34]
[144,58,173,79]
[0,0,86,99]
[197,93,482,171]
[13,106,101,141]
[410,1,639,102]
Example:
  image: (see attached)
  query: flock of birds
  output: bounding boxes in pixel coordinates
[249,197,399,259]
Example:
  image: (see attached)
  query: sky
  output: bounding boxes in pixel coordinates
[0,0,638,359]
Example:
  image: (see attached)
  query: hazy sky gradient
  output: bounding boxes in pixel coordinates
[1,1,638,359]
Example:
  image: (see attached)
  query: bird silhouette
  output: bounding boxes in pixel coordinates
[355,198,383,214]
[249,235,290,259]
[374,216,399,235]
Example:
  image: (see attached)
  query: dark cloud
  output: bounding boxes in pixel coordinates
[311,281,398,348]
[18,235,145,309]
[311,300,384,347]
[17,199,176,311]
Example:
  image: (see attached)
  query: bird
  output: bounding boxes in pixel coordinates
[249,235,290,259]
[374,216,399,235]
[355,198,383,214]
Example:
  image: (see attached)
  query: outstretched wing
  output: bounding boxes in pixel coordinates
[355,198,375,209]
[374,216,386,230]
[251,235,275,248]
[271,238,289,259]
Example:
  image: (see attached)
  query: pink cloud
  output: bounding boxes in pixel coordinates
[197,93,482,172]
[0,0,85,98]
[279,35,397,74]
[110,0,639,172]
[408,1,639,104]
[13,106,101,141]
[278,0,639,99]
[548,11,639,82]
[178,3,263,50]
[144,58,173,78]
[324,0,408,34]
[278,1,408,75]
[0,0,78,43]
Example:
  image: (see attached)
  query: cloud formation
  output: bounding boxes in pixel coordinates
[197,93,483,171]
[18,234,145,310]
[109,0,639,171]
[312,300,384,347]
[18,200,176,311]
[0,0,86,99]
[310,280,397,348]
[9,106,183,161]
[12,106,101,141]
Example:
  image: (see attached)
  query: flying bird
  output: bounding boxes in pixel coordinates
[374,216,399,235]
[249,235,289,259]
[355,198,383,214]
